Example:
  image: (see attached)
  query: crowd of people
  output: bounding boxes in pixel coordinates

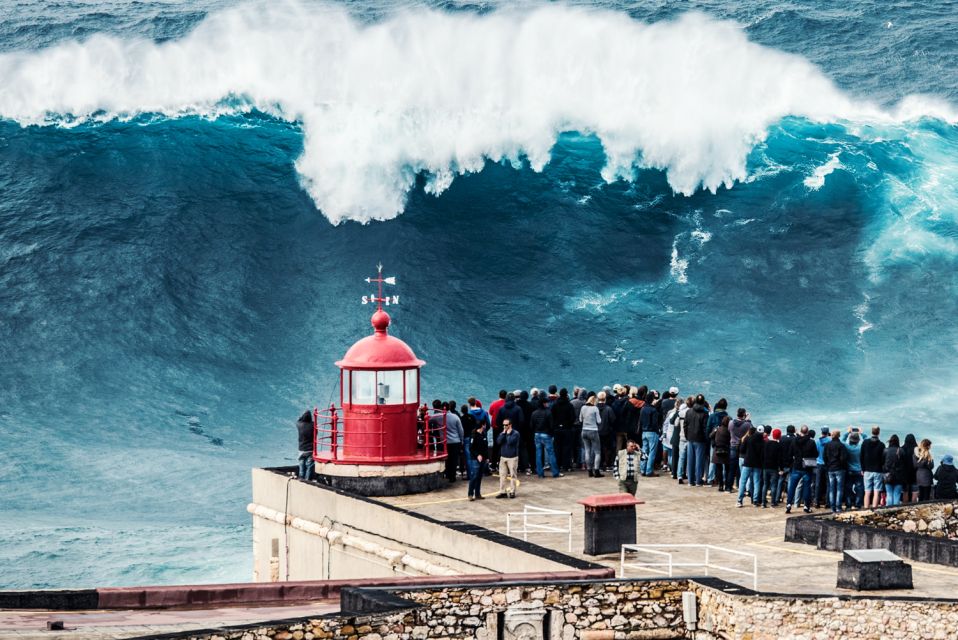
[419,384,958,510]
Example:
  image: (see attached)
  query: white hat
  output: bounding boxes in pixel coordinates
[669,386,679,395]
[757,425,765,434]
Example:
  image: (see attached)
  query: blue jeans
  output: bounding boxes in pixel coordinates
[677,442,688,479]
[886,483,904,506]
[738,466,762,504]
[468,459,488,497]
[535,433,560,478]
[787,469,814,508]
[297,450,314,480]
[827,470,846,512]
[762,469,782,506]
[845,471,864,508]
[687,442,708,485]
[463,439,473,480]
[641,432,660,475]
[725,445,740,491]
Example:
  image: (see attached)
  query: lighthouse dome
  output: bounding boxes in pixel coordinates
[335,310,425,370]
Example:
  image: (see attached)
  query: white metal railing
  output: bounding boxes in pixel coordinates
[506,505,573,552]
[619,544,758,590]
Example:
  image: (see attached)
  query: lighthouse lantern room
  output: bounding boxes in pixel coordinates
[311,265,447,496]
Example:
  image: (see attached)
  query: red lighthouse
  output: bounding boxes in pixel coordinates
[312,265,447,496]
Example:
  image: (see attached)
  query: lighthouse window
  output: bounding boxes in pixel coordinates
[377,370,404,405]
[351,370,376,404]
[404,369,418,404]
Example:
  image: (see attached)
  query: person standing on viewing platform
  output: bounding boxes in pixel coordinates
[727,408,751,492]
[572,388,588,470]
[710,416,732,492]
[915,439,934,502]
[516,390,535,475]
[614,439,642,496]
[675,397,692,484]
[467,419,489,501]
[684,394,710,486]
[495,418,521,498]
[579,393,603,477]
[737,424,764,507]
[612,384,630,452]
[705,398,728,485]
[813,426,831,508]
[860,426,886,509]
[786,425,819,514]
[842,428,864,509]
[430,400,464,482]
[597,391,617,472]
[934,454,958,499]
[532,398,563,478]
[824,429,848,513]
[884,434,907,506]
[901,434,919,503]
[551,388,577,473]
[660,388,678,474]
[761,428,784,507]
[639,392,661,477]
[459,402,478,480]
[296,410,315,481]
[488,390,507,470]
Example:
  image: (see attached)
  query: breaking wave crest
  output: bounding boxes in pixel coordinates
[0,1,954,223]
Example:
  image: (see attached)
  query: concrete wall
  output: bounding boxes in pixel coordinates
[249,468,600,583]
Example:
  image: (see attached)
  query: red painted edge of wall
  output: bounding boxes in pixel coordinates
[95,569,615,609]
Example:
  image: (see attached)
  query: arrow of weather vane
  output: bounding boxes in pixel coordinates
[362,263,400,309]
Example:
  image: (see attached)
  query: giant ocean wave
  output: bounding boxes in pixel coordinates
[0,1,954,223]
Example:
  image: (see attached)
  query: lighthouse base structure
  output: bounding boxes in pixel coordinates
[313,460,445,497]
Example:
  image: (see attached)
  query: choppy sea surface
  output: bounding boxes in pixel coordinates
[0,0,956,588]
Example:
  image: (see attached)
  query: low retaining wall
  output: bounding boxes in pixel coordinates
[125,577,958,640]
[784,501,958,567]
[0,571,613,611]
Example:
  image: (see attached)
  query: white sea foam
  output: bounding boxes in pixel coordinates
[803,152,843,189]
[0,1,954,223]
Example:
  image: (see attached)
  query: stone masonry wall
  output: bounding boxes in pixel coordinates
[163,580,689,640]
[835,501,958,539]
[692,585,958,640]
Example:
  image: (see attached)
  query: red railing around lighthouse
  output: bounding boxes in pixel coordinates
[312,404,448,464]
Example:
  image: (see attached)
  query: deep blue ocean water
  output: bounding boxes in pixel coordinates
[0,0,956,588]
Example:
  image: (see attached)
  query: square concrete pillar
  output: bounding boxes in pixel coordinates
[577,494,643,556]
[837,549,913,590]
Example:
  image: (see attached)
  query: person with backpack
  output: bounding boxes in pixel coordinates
[934,454,958,499]
[710,416,732,493]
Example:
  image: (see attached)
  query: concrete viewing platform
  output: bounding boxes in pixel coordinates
[379,470,958,598]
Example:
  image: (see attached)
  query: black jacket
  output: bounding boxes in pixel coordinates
[711,426,731,464]
[741,433,764,468]
[883,447,907,485]
[531,407,554,436]
[639,403,660,435]
[597,402,616,437]
[684,404,710,443]
[470,428,489,461]
[550,397,576,431]
[296,411,313,452]
[496,400,524,430]
[516,397,533,432]
[860,437,886,473]
[460,411,478,438]
[789,435,819,471]
[934,464,958,499]
[823,439,848,471]
[762,439,784,471]
[915,455,934,487]
[659,398,677,430]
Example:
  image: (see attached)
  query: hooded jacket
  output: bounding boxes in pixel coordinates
[551,395,576,431]
[639,402,660,435]
[934,464,958,499]
[706,410,728,440]
[597,401,616,437]
[571,390,588,427]
[496,399,524,431]
[823,439,848,471]
[296,411,313,452]
[531,406,554,436]
[789,434,819,471]
[684,404,710,443]
[762,439,784,471]
[470,427,489,461]
[516,392,533,431]
[883,446,907,485]
[624,397,643,436]
[730,418,752,448]
[860,436,886,473]
[710,425,731,463]
[741,431,764,468]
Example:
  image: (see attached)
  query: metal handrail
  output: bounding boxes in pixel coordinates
[312,404,448,463]
[506,505,573,552]
[619,544,758,590]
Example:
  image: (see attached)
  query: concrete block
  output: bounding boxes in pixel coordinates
[837,549,913,591]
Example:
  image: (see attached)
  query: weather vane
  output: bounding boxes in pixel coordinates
[361,263,399,310]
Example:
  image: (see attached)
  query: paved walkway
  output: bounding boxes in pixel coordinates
[0,601,338,639]
[381,469,958,598]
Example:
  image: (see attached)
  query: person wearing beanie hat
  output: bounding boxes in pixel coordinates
[841,427,865,509]
[761,426,785,507]
[935,454,958,499]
